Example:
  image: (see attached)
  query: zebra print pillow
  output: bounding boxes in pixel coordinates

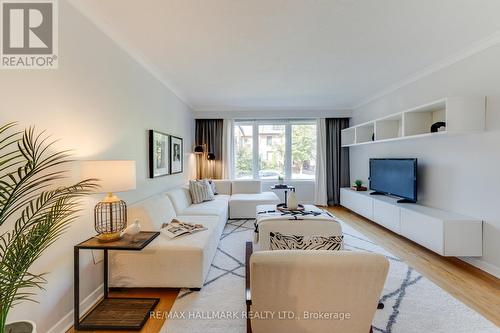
[269,232,343,251]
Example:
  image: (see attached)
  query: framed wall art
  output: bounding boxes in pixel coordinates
[149,130,170,178]
[169,135,183,174]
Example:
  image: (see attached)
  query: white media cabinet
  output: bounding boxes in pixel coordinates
[340,188,483,256]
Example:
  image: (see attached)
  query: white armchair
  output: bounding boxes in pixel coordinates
[245,246,389,333]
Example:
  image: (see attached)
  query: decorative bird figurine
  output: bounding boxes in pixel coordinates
[122,219,141,242]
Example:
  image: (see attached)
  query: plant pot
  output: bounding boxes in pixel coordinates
[5,321,37,333]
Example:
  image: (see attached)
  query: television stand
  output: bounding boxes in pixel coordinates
[340,188,483,257]
[369,192,416,203]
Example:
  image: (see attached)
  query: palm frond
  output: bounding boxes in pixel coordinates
[0,123,98,330]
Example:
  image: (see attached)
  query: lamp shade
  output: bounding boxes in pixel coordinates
[194,145,204,154]
[81,160,136,193]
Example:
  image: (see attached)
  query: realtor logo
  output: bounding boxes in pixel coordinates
[1,0,58,69]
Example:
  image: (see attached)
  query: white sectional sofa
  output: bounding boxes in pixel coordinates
[226,180,281,219]
[109,180,279,289]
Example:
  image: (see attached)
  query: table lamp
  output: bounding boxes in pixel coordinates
[80,160,136,242]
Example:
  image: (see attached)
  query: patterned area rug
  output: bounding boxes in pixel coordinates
[162,219,497,333]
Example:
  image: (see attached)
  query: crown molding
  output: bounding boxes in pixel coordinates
[67,0,194,111]
[193,105,351,112]
[193,108,352,119]
[352,30,500,110]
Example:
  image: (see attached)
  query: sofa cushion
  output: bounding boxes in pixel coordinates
[230,192,279,202]
[182,199,228,219]
[229,191,280,219]
[212,180,232,195]
[110,214,224,288]
[128,194,176,231]
[214,194,231,202]
[166,188,193,214]
[232,180,262,194]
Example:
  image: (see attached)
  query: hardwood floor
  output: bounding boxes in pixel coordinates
[69,207,499,332]
[68,288,179,333]
[326,206,500,327]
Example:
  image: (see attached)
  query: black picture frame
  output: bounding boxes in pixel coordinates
[148,130,170,178]
[169,135,183,174]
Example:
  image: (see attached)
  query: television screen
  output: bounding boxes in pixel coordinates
[369,158,417,202]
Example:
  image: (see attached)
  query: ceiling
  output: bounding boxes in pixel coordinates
[69,0,500,111]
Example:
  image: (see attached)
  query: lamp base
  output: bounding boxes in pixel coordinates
[96,231,122,242]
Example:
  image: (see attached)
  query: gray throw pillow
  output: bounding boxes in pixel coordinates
[189,180,215,204]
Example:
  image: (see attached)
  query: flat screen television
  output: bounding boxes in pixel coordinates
[369,158,417,203]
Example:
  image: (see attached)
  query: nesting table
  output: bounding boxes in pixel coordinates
[269,185,296,206]
[74,231,160,331]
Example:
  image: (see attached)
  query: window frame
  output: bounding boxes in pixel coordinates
[232,119,316,180]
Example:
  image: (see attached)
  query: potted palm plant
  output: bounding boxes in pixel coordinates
[0,123,97,333]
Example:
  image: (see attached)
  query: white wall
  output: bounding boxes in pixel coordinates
[0,1,194,331]
[349,44,500,277]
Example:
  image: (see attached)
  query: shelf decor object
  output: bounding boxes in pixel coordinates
[80,160,137,242]
[341,97,486,147]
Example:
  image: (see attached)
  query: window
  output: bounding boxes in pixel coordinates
[291,124,316,179]
[233,120,316,180]
[234,124,253,179]
[259,124,285,179]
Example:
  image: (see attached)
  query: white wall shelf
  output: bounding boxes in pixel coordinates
[341,97,486,147]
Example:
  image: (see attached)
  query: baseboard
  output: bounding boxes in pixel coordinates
[47,284,103,333]
[460,257,500,279]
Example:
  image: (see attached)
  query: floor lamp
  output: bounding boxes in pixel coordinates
[194,144,206,179]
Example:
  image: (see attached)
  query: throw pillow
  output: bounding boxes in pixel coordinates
[189,180,215,204]
[208,179,218,195]
[269,232,344,251]
[202,179,215,201]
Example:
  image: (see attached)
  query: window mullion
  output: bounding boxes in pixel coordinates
[252,122,259,179]
[285,124,292,179]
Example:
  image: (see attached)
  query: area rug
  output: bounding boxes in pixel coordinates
[161,219,498,333]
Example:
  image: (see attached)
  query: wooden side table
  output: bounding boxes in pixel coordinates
[74,231,160,331]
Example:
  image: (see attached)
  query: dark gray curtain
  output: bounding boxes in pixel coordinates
[195,119,224,178]
[326,118,350,206]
